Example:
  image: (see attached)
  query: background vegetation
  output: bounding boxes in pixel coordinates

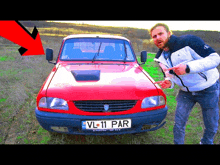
[0,21,219,144]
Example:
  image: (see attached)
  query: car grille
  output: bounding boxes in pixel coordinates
[74,100,137,112]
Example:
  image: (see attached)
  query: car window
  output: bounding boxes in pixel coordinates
[60,38,135,62]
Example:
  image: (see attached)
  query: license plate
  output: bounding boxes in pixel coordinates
[82,119,131,131]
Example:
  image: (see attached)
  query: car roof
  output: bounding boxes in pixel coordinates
[63,34,130,42]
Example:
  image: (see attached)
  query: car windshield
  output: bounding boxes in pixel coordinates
[60,38,136,62]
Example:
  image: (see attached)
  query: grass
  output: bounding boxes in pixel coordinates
[1,22,219,144]
[0,45,53,144]
[0,56,15,62]
[1,48,210,144]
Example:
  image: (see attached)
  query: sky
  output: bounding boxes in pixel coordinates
[51,21,220,32]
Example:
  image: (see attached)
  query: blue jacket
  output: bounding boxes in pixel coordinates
[154,35,220,92]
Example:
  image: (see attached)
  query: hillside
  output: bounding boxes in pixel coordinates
[1,21,220,54]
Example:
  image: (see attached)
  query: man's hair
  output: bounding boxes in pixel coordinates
[149,23,172,35]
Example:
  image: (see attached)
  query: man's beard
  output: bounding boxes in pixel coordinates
[162,36,170,49]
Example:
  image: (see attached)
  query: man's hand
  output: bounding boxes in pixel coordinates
[167,63,187,75]
[154,80,172,89]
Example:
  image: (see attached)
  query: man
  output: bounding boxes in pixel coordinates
[150,23,220,144]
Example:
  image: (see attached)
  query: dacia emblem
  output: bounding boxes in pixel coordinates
[104,104,109,111]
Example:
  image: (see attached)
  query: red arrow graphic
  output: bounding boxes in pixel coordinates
[0,20,45,56]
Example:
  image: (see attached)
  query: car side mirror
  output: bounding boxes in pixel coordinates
[46,48,56,65]
[140,51,147,64]
[46,48,53,61]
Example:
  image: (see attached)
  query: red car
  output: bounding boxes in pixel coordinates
[35,34,168,135]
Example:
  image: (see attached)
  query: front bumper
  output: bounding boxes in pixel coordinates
[35,106,168,135]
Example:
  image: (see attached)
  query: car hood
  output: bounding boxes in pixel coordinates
[46,63,158,100]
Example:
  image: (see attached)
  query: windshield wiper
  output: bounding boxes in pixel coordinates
[92,42,102,63]
[123,41,127,63]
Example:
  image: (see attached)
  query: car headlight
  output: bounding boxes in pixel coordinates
[39,97,69,110]
[141,96,165,109]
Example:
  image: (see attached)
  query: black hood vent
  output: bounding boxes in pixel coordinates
[71,70,100,81]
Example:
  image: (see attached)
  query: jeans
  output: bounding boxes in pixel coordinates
[173,80,219,144]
